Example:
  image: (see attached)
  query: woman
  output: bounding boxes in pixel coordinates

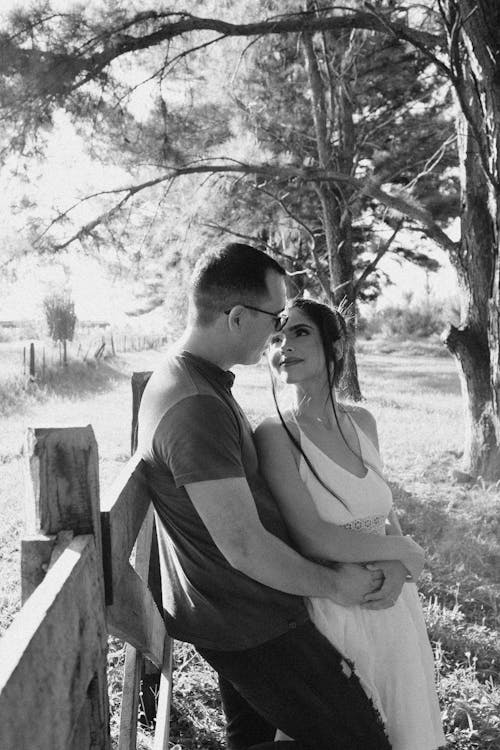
[255,298,446,750]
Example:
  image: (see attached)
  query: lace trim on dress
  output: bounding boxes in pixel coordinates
[343,513,388,535]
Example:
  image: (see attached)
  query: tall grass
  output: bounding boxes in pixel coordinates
[0,341,499,748]
[0,361,128,417]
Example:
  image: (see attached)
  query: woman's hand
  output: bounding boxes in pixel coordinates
[361,560,409,610]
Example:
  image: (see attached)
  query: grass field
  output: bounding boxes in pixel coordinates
[1,340,499,748]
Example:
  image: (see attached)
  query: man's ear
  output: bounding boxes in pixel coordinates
[226,305,245,331]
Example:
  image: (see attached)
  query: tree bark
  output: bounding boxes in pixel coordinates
[442,0,500,479]
[444,323,497,477]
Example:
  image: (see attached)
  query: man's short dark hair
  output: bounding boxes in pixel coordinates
[190,243,286,326]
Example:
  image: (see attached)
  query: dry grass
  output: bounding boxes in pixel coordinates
[1,339,499,748]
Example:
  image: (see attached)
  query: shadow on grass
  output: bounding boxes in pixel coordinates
[389,474,500,696]
[389,472,500,628]
[0,359,129,417]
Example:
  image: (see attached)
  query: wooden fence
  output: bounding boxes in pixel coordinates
[0,373,171,749]
[23,334,168,377]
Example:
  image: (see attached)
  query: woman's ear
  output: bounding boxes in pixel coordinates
[333,339,344,360]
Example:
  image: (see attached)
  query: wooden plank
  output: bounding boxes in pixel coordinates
[131,372,166,736]
[131,371,152,454]
[101,454,151,604]
[21,534,56,603]
[0,536,110,750]
[118,644,142,750]
[21,530,74,604]
[130,371,163,612]
[118,507,155,750]
[153,635,174,750]
[71,675,109,750]
[106,560,166,668]
[115,371,169,750]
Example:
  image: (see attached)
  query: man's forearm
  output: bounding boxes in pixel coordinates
[227,528,376,604]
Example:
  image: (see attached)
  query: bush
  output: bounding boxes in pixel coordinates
[359,297,460,340]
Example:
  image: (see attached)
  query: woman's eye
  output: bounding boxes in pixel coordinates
[295,327,309,337]
[270,334,283,345]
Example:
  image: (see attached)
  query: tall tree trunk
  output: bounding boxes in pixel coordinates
[335,32,361,402]
[303,29,362,401]
[443,0,500,479]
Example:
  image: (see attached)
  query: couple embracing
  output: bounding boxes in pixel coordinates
[138,243,446,750]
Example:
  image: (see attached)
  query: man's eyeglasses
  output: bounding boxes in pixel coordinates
[225,304,288,332]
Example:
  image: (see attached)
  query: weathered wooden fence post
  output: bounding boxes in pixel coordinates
[0,426,110,750]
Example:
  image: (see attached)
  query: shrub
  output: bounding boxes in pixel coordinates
[359,297,460,340]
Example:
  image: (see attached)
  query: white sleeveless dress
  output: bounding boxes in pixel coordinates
[299,423,446,750]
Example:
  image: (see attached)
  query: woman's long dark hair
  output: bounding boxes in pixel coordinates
[271,298,368,508]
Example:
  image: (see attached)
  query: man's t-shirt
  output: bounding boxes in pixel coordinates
[138,350,308,650]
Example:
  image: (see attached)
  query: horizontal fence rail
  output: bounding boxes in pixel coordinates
[0,535,109,750]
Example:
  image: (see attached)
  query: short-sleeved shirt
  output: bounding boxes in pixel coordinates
[138,349,308,650]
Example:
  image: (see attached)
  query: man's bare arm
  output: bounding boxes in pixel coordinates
[185,477,382,606]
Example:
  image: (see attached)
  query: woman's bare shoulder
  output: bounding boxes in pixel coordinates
[255,412,299,442]
[340,403,378,445]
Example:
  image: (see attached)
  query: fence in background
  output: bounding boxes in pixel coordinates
[20,334,168,379]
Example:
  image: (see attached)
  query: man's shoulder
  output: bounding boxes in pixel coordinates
[145,348,225,410]
[146,349,198,404]
[138,350,221,450]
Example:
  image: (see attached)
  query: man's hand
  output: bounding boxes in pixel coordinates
[330,562,384,607]
[361,560,408,610]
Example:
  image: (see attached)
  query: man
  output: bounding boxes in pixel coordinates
[138,243,407,749]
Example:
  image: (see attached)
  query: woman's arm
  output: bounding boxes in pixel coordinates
[255,419,424,580]
[348,409,416,576]
[386,508,403,536]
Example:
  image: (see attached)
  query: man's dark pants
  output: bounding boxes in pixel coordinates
[198,620,391,750]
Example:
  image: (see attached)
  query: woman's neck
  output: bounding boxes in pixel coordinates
[292,383,339,428]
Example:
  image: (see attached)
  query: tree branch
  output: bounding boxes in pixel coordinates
[1,9,444,102]
[201,220,303,267]
[353,219,403,294]
[43,159,458,257]
[363,2,451,78]
[251,182,331,297]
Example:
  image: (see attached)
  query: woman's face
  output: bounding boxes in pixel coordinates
[268,306,327,386]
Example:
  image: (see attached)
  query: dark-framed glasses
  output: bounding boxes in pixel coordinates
[224,304,288,332]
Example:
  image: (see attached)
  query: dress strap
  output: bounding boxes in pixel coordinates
[344,413,384,476]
